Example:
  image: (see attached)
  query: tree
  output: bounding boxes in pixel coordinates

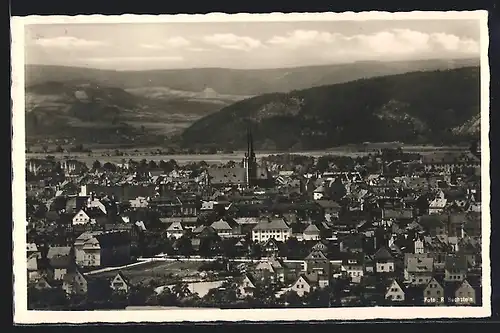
[128,286,155,306]
[304,288,330,307]
[168,159,178,170]
[252,283,279,307]
[92,160,102,170]
[103,162,117,173]
[171,283,191,299]
[157,287,178,306]
[28,286,68,310]
[148,160,158,170]
[202,282,239,307]
[282,290,302,307]
[316,156,331,173]
[249,242,262,259]
[284,237,300,259]
[177,236,193,256]
[327,178,347,201]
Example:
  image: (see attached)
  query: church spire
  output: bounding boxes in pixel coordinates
[246,125,251,157]
[248,126,255,159]
[245,123,257,187]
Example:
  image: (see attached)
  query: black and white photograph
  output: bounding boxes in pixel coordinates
[11,11,490,323]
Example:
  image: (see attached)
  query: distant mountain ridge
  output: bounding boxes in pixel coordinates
[26,58,479,96]
[181,67,481,151]
[25,81,236,144]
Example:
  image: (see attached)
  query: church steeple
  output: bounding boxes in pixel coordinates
[244,124,257,187]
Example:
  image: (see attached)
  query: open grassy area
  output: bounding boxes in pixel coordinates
[91,260,205,286]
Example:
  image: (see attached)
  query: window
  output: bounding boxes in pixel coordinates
[427,290,431,295]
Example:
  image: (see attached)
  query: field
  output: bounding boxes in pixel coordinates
[25,144,471,166]
[90,260,205,286]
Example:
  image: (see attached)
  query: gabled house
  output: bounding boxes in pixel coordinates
[166,221,184,239]
[444,254,468,282]
[74,231,131,268]
[238,273,257,297]
[31,275,53,290]
[384,279,406,303]
[210,219,234,238]
[27,252,41,281]
[304,249,330,277]
[290,274,312,297]
[254,256,287,283]
[428,192,447,215]
[446,279,477,305]
[341,253,365,283]
[72,208,108,226]
[62,267,88,296]
[110,271,131,293]
[316,200,342,219]
[457,239,479,268]
[49,250,75,281]
[27,243,39,257]
[414,236,425,254]
[423,277,445,305]
[373,247,395,273]
[261,238,282,258]
[311,240,329,254]
[404,253,434,286]
[302,224,321,241]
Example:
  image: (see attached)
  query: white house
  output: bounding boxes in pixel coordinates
[166,221,184,239]
[252,217,292,243]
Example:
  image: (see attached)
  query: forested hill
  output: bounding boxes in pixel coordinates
[181,67,481,151]
[26,58,478,96]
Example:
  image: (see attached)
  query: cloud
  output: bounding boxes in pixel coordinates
[34,36,108,49]
[140,36,191,50]
[81,56,184,63]
[188,47,209,52]
[266,29,479,58]
[202,33,262,51]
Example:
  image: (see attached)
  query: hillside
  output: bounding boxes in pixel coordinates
[25,81,240,145]
[25,58,478,96]
[181,67,481,151]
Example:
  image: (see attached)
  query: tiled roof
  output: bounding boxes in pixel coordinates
[167,221,183,231]
[303,224,320,234]
[305,249,328,261]
[47,246,72,259]
[208,167,246,185]
[445,254,468,271]
[373,247,394,261]
[405,255,434,273]
[210,219,233,231]
[252,218,291,231]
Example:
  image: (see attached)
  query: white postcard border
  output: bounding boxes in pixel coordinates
[11,10,491,323]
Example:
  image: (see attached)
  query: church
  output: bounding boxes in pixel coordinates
[207,128,273,188]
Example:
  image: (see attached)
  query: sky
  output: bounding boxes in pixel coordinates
[24,19,481,71]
